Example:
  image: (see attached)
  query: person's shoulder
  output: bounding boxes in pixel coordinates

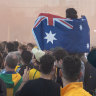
[25,79,40,85]
[74,87,92,96]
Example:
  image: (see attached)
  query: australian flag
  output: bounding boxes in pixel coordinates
[32,13,90,53]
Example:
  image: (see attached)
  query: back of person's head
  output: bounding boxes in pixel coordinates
[66,8,78,19]
[21,51,32,64]
[5,52,18,69]
[40,54,55,74]
[62,56,81,82]
[53,47,68,61]
[87,48,96,68]
[6,42,15,52]
[13,41,19,51]
[13,51,22,64]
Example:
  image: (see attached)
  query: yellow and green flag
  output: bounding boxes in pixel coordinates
[0,73,22,96]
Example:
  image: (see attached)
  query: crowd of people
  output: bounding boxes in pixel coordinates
[0,8,96,96]
[0,40,96,96]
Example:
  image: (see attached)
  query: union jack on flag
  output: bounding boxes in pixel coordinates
[32,13,90,53]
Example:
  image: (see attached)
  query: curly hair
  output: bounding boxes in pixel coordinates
[66,8,78,19]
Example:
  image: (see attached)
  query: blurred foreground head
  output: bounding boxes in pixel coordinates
[62,56,81,82]
[5,52,18,69]
[40,54,55,75]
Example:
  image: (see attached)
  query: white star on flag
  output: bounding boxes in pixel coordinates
[82,19,86,21]
[79,25,83,31]
[44,31,57,44]
[86,43,90,49]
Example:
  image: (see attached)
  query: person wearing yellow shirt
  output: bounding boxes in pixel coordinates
[29,68,40,80]
[61,56,91,96]
[29,48,45,80]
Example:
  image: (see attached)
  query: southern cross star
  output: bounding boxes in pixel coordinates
[79,25,83,31]
[86,43,90,49]
[44,31,57,44]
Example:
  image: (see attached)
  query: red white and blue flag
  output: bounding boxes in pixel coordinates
[32,13,90,53]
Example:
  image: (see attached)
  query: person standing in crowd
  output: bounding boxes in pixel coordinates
[18,44,27,54]
[5,42,15,53]
[66,8,78,19]
[27,43,34,52]
[29,48,45,80]
[61,56,91,96]
[84,48,96,95]
[53,47,68,87]
[18,50,32,76]
[15,54,60,96]
[0,79,6,96]
[13,41,19,51]
[0,53,22,96]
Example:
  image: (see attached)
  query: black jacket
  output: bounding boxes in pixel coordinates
[16,78,60,96]
[84,62,96,95]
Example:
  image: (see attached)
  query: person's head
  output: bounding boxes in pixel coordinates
[5,42,15,53]
[87,48,96,68]
[27,43,34,51]
[18,45,27,53]
[13,41,19,51]
[66,8,78,19]
[32,48,45,66]
[21,51,32,65]
[1,41,7,50]
[53,47,68,67]
[62,56,81,82]
[4,52,18,69]
[40,54,55,75]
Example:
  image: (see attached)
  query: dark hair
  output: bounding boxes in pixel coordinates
[66,8,78,19]
[13,41,19,51]
[62,56,81,82]
[2,41,7,48]
[27,43,34,48]
[21,51,32,64]
[53,47,68,61]
[5,53,18,69]
[18,45,27,51]
[6,42,15,52]
[69,53,84,59]
[40,54,55,74]
[1,41,7,52]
